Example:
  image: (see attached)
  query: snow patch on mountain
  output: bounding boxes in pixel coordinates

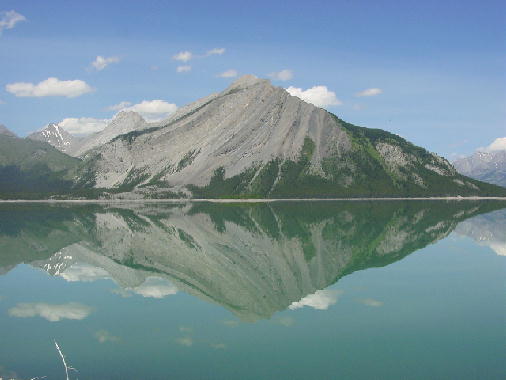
[27,123,77,153]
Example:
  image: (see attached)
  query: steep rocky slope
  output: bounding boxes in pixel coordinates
[454,150,506,187]
[78,75,506,198]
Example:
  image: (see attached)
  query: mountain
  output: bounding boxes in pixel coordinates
[27,123,77,153]
[1,75,505,199]
[0,124,16,138]
[77,75,506,198]
[453,150,506,187]
[71,111,147,157]
[25,112,147,158]
[1,200,503,321]
[0,134,81,197]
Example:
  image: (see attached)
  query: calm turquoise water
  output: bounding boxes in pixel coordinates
[0,201,505,380]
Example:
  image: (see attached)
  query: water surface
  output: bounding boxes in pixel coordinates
[0,201,505,379]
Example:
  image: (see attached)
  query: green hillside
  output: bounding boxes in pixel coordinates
[0,135,81,197]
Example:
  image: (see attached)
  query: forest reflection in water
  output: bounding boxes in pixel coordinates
[1,200,504,321]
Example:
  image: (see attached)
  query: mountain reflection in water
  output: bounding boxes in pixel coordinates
[0,200,504,321]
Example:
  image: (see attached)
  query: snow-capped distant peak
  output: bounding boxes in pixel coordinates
[27,122,76,153]
[453,147,506,187]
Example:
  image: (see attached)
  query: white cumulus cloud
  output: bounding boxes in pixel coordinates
[8,302,92,322]
[218,69,238,78]
[172,51,192,62]
[176,65,191,73]
[91,55,120,71]
[206,47,225,56]
[269,69,293,81]
[131,277,178,298]
[58,117,109,135]
[0,10,26,35]
[122,100,177,121]
[107,100,177,122]
[286,85,342,108]
[483,137,506,152]
[289,289,343,310]
[356,88,383,97]
[6,77,93,98]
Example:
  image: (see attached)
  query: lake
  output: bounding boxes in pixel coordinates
[0,200,505,380]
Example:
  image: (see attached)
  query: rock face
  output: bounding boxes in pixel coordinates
[454,150,506,187]
[71,111,147,157]
[0,124,16,138]
[0,201,503,320]
[77,75,504,198]
[27,123,77,153]
[82,75,350,189]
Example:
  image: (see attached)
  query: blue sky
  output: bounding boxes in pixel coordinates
[1,0,505,158]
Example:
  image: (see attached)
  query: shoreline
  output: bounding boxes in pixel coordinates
[0,196,506,204]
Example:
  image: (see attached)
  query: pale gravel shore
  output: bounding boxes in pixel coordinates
[0,197,506,204]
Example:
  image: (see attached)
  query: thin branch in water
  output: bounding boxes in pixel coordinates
[54,340,78,380]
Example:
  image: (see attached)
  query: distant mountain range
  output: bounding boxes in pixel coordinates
[1,75,505,199]
[454,150,506,187]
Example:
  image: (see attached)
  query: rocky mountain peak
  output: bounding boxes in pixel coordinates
[112,111,145,124]
[226,74,270,91]
[27,122,76,153]
[71,111,147,157]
